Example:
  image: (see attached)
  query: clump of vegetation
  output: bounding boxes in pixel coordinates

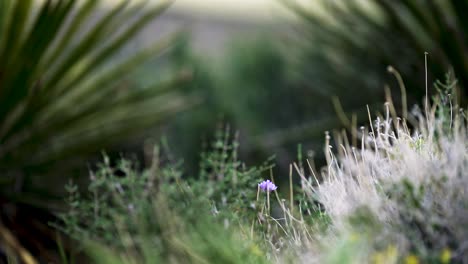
[56,126,276,263]
[301,74,467,263]
[54,73,467,263]
[3,1,467,263]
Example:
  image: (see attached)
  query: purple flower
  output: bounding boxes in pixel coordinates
[258,180,277,192]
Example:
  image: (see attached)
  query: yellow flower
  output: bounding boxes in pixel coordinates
[405,255,419,264]
[371,252,385,264]
[249,244,262,256]
[440,248,451,264]
[385,245,397,260]
[349,232,359,242]
[371,245,398,264]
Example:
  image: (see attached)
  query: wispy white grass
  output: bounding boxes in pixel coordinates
[298,98,468,262]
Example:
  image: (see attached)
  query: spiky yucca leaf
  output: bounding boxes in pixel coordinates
[0,0,187,205]
[284,0,467,126]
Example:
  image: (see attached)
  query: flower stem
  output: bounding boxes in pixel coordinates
[267,190,270,215]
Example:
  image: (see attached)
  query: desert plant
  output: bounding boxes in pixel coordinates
[283,0,467,140]
[56,131,271,264]
[299,77,468,263]
[0,0,188,206]
[54,125,332,264]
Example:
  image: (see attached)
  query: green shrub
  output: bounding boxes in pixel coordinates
[56,127,274,263]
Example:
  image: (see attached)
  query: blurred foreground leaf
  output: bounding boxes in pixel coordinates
[0,0,189,206]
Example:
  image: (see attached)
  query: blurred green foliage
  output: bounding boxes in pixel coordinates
[3,0,468,262]
[285,0,467,117]
[162,0,468,174]
[0,0,188,207]
[157,35,345,173]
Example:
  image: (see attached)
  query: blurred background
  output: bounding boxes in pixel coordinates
[0,0,467,261]
[133,0,467,174]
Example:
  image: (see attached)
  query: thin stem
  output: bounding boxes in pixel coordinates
[425,52,430,127]
[267,190,270,215]
[289,164,293,212]
[256,185,260,202]
[387,66,407,119]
